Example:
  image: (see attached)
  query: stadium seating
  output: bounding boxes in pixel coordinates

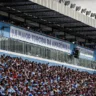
[0,55,96,96]
[0,1,96,96]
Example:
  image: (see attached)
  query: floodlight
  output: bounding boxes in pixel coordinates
[81,8,87,13]
[86,11,91,15]
[76,6,81,11]
[65,1,70,6]
[70,4,76,8]
[91,13,95,17]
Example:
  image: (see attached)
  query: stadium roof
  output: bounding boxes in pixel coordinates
[0,0,96,49]
[69,0,96,13]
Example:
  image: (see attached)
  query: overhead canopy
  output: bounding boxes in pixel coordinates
[0,0,96,49]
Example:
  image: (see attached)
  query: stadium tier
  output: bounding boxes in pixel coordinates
[0,21,96,73]
[0,0,96,96]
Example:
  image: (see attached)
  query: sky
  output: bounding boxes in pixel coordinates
[69,0,96,13]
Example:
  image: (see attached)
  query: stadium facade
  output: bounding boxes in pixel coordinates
[0,21,96,74]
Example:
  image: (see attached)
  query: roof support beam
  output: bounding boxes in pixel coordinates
[3,3,36,7]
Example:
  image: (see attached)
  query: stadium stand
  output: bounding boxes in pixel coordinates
[0,54,96,96]
[0,0,96,95]
[0,21,96,71]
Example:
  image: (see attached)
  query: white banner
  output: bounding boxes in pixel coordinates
[10,26,71,53]
[77,46,94,58]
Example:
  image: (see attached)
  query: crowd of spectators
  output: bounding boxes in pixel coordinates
[0,54,96,96]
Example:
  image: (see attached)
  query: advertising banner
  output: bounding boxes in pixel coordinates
[10,26,71,53]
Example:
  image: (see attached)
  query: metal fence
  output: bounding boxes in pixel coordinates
[0,36,96,69]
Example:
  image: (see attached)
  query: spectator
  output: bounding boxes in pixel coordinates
[0,55,96,96]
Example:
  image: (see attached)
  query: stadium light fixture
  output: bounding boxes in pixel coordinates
[86,11,91,16]
[17,10,21,13]
[6,7,11,9]
[27,26,30,29]
[29,14,32,17]
[59,0,64,3]
[76,6,81,11]
[91,13,95,17]
[64,1,70,6]
[95,15,96,19]
[43,19,46,21]
[33,16,37,18]
[12,8,16,11]
[59,0,62,3]
[81,8,87,13]
[70,4,76,8]
[57,24,60,26]
[72,41,75,44]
